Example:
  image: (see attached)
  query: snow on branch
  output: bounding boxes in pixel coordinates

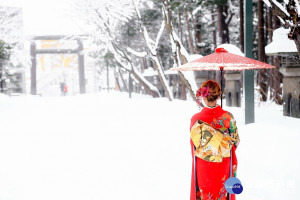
[172,30,190,63]
[142,27,156,55]
[263,0,272,7]
[127,47,147,58]
[132,1,156,55]
[293,0,300,16]
[132,67,160,93]
[132,0,142,19]
[155,19,165,49]
[113,54,131,72]
[192,5,202,16]
[264,0,299,30]
[273,0,290,17]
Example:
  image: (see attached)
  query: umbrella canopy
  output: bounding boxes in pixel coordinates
[170,47,275,71]
[170,47,275,108]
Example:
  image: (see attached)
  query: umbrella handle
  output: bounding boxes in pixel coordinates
[220,67,224,108]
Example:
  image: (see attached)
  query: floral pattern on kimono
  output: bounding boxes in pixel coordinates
[211,112,240,148]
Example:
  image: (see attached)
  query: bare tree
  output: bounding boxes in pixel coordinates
[132,0,173,101]
[161,0,199,102]
[216,1,234,45]
[112,43,160,97]
[0,7,28,68]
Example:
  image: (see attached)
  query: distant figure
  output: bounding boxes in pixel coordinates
[60,82,65,96]
[64,84,68,96]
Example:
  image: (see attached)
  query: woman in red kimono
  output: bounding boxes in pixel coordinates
[190,80,240,200]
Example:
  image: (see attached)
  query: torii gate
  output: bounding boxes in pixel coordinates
[30,35,86,95]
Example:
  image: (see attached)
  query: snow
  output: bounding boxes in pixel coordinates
[278,16,286,25]
[172,30,190,61]
[273,0,290,17]
[192,5,202,16]
[127,47,147,58]
[132,3,173,100]
[0,92,299,200]
[181,71,199,94]
[152,56,174,100]
[187,54,203,62]
[133,68,160,93]
[293,0,300,17]
[155,19,165,49]
[217,44,244,56]
[143,68,177,77]
[265,27,298,55]
[263,0,272,7]
[132,0,142,20]
[182,54,204,94]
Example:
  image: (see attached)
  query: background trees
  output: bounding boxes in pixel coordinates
[0,6,28,93]
[69,0,293,104]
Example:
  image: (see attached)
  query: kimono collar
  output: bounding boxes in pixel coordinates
[201,105,222,114]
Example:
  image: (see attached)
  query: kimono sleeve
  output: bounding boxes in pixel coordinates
[228,114,240,148]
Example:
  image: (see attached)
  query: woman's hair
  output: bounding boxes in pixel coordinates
[198,80,221,102]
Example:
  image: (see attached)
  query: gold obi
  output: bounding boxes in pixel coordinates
[191,120,236,162]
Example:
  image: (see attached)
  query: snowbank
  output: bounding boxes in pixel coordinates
[0,92,299,200]
[0,93,10,104]
[265,27,297,55]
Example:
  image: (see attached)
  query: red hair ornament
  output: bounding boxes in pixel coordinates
[196,86,211,109]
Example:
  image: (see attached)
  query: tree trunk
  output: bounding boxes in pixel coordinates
[272,58,283,105]
[258,0,266,62]
[258,0,268,101]
[181,80,187,100]
[162,0,196,101]
[239,0,244,52]
[270,14,283,104]
[194,16,202,54]
[118,68,128,92]
[111,43,159,98]
[178,12,183,44]
[151,57,173,101]
[114,68,122,92]
[190,10,199,54]
[133,6,173,101]
[184,7,194,54]
[217,3,229,45]
[212,10,217,49]
[131,69,160,98]
[266,7,274,65]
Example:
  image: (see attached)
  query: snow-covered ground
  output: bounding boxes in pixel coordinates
[0,92,299,200]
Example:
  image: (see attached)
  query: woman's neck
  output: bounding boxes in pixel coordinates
[206,101,218,108]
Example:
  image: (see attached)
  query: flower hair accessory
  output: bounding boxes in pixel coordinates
[196,86,211,110]
[196,86,211,98]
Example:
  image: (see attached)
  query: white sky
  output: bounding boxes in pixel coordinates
[0,0,84,36]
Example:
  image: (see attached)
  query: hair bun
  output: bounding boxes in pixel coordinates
[197,80,221,102]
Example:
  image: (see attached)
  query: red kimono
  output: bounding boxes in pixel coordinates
[190,105,239,200]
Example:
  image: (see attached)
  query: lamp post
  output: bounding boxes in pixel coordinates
[106,59,109,93]
[0,60,3,93]
[244,0,255,124]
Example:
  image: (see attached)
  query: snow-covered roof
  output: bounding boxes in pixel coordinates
[217,44,244,56]
[187,54,203,62]
[265,27,297,55]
